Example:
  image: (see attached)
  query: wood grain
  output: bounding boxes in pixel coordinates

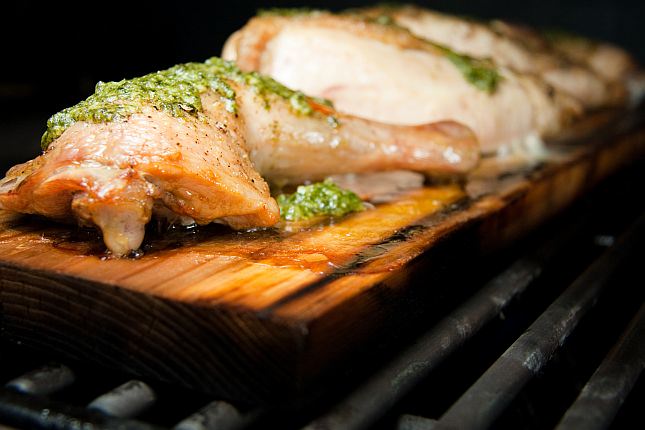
[0,110,644,404]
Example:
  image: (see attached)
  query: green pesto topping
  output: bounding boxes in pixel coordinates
[441,49,501,93]
[359,11,501,93]
[256,7,500,94]
[41,57,332,149]
[277,179,364,221]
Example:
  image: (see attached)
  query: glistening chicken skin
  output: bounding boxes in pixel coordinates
[0,58,479,257]
[223,11,583,154]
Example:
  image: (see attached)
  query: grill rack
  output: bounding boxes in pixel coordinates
[0,162,643,430]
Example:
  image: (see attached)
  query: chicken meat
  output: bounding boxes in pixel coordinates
[357,5,630,109]
[0,57,478,256]
[490,19,637,84]
[223,11,583,154]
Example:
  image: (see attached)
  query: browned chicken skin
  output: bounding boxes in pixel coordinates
[0,94,279,256]
[0,61,479,257]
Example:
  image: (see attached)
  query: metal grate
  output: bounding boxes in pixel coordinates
[0,163,643,430]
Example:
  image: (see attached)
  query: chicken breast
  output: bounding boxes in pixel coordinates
[0,57,478,256]
[358,5,628,109]
[223,11,582,154]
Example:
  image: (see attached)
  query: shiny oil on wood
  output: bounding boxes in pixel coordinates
[0,109,644,404]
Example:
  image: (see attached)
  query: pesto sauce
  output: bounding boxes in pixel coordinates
[441,49,501,93]
[254,8,501,93]
[376,17,501,93]
[277,179,364,221]
[41,57,332,149]
[342,8,502,94]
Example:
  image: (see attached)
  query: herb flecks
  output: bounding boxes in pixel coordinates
[361,11,501,93]
[277,179,364,221]
[442,49,501,93]
[41,57,334,149]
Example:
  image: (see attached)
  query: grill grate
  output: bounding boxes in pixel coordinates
[555,304,644,430]
[0,163,643,430]
[398,215,644,430]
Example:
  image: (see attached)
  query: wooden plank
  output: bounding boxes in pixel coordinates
[0,110,644,404]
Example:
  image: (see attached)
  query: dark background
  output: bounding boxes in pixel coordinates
[1,0,643,171]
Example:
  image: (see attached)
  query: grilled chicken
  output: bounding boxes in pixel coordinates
[0,92,278,257]
[489,19,637,84]
[0,58,478,256]
[237,87,478,184]
[530,27,645,106]
[223,11,583,153]
[357,5,629,109]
